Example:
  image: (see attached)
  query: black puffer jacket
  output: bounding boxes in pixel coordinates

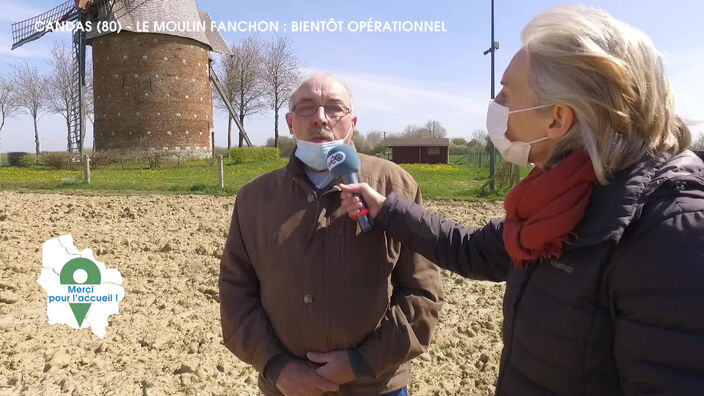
[375,150,704,395]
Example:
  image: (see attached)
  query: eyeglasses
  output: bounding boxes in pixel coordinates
[291,102,351,119]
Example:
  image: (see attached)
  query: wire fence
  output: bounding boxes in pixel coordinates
[451,151,508,168]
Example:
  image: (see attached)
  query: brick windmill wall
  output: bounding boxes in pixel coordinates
[86,0,232,158]
[92,31,213,157]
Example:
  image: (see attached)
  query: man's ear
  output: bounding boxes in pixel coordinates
[547,104,575,140]
[285,112,294,136]
[346,116,358,145]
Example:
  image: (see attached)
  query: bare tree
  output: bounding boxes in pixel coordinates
[471,129,487,144]
[692,134,704,151]
[215,36,267,149]
[263,35,301,148]
[0,76,20,165]
[47,42,75,152]
[403,124,425,138]
[366,131,384,148]
[401,120,447,139]
[11,61,48,159]
[425,119,447,138]
[352,130,374,154]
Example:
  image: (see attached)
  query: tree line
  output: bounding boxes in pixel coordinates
[213,35,301,150]
[0,34,303,161]
[2,34,703,165]
[264,120,495,159]
[0,42,93,163]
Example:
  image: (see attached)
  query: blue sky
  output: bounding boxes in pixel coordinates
[0,0,702,152]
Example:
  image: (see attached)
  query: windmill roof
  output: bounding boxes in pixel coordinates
[197,10,230,55]
[87,0,232,55]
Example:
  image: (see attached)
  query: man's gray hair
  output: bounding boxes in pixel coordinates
[522,4,690,184]
[288,73,355,113]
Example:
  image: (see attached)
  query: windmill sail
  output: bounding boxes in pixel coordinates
[11,1,78,50]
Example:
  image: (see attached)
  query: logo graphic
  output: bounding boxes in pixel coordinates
[327,151,346,170]
[37,235,125,338]
[60,258,102,326]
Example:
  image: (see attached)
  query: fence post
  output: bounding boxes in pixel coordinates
[83,154,91,184]
[211,131,216,159]
[218,155,224,189]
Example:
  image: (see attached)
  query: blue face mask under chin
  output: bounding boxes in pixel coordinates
[294,126,353,171]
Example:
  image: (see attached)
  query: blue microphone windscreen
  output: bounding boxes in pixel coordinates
[326,144,361,177]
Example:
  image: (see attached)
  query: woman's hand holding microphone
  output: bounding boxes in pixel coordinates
[339,183,386,221]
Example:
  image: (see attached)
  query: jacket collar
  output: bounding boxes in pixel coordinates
[285,148,309,183]
[565,150,704,251]
[285,148,343,194]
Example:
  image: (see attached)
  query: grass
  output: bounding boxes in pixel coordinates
[400,156,531,200]
[0,155,528,200]
[400,163,499,200]
[0,158,288,197]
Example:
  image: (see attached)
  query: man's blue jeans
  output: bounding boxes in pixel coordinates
[381,386,409,396]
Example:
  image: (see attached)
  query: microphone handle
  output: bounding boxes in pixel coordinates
[342,173,374,233]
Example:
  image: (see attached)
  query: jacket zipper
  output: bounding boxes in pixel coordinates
[495,264,536,394]
[297,182,342,354]
[318,186,341,352]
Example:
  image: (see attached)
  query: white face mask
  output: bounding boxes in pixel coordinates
[486,99,552,168]
[294,124,354,171]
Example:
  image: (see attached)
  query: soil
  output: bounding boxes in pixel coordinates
[0,191,506,396]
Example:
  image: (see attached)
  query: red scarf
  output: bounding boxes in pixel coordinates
[503,150,597,268]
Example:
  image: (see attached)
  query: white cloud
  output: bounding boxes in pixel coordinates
[662,46,704,72]
[665,46,704,137]
[301,68,489,138]
[0,32,53,59]
[209,69,493,147]
[0,2,44,24]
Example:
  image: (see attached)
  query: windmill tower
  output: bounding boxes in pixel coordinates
[10,0,252,158]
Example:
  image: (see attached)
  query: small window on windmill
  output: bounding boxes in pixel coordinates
[428,147,440,155]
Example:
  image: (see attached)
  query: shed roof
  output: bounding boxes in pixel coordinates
[382,138,450,147]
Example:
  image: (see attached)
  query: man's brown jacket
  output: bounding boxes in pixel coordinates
[219,152,443,395]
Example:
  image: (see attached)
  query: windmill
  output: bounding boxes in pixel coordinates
[11,0,126,155]
[10,0,251,157]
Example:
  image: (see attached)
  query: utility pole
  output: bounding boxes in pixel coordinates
[483,0,500,190]
[383,131,389,160]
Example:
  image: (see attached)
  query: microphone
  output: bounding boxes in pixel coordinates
[326,144,374,233]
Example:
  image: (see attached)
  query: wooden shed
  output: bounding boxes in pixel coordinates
[382,138,450,164]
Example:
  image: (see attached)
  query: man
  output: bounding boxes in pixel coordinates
[219,74,443,395]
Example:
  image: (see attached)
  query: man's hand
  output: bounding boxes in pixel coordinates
[307,351,356,386]
[275,359,339,396]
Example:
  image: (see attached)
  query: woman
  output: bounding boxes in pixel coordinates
[340,5,704,395]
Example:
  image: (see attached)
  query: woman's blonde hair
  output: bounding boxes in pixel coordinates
[522,4,690,184]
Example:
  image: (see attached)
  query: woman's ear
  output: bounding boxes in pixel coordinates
[547,104,575,139]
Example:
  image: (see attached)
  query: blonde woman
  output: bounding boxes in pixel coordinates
[341,5,704,394]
